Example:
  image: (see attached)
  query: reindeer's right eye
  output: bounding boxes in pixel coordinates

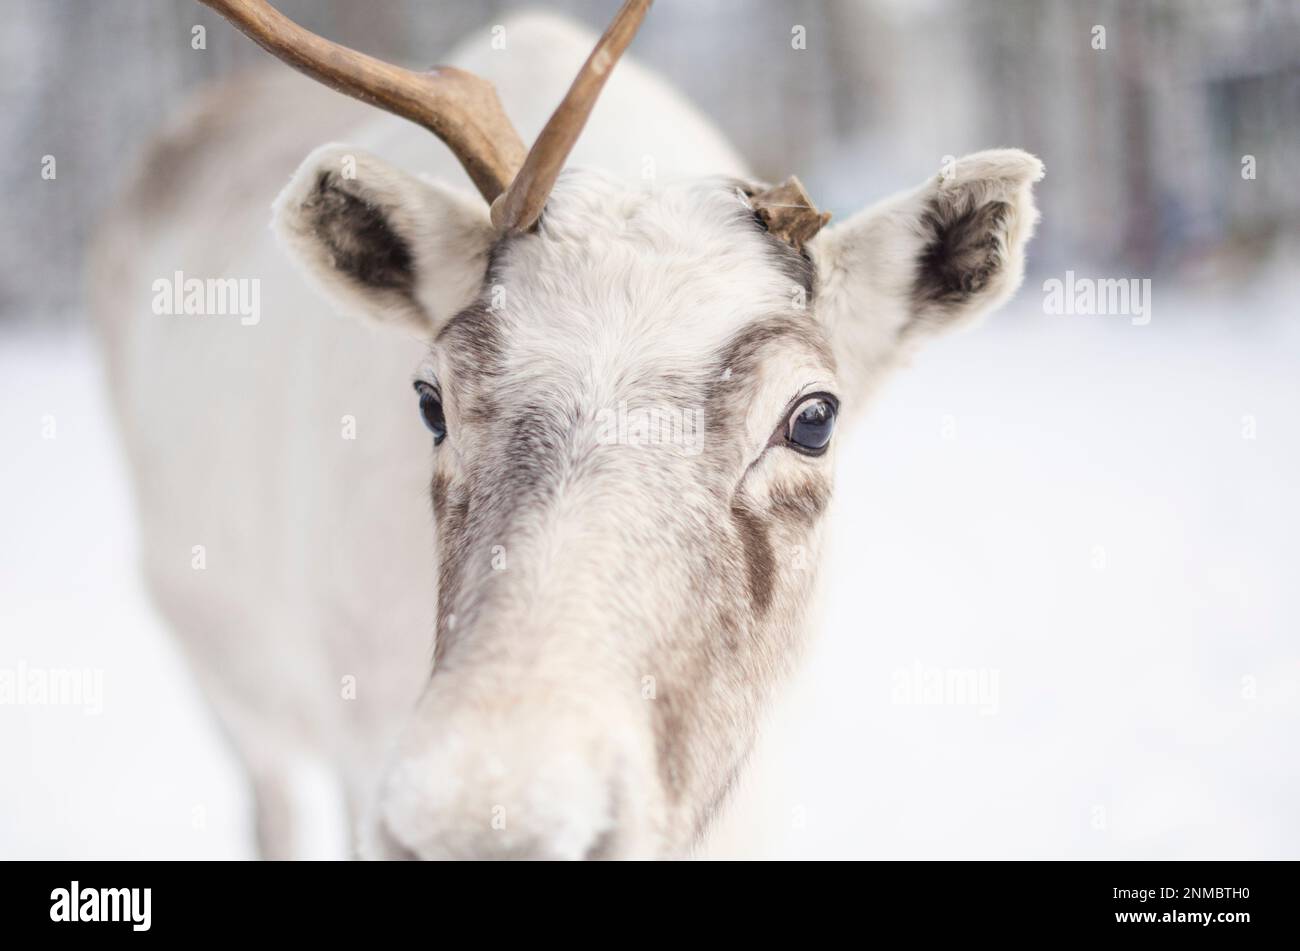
[413,381,447,445]
[785,393,838,456]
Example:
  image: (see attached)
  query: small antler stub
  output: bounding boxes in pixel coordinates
[750,176,831,250]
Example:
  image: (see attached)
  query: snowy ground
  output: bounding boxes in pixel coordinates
[2,280,1297,859]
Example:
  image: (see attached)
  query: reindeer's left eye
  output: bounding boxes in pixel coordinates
[413,381,447,445]
[786,394,838,456]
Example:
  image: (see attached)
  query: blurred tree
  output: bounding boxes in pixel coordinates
[1,0,1296,325]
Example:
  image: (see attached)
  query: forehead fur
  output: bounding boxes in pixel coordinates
[436,169,823,396]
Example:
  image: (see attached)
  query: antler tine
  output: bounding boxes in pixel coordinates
[490,0,654,233]
[198,0,526,203]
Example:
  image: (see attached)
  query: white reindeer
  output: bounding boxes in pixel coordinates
[93,0,1042,859]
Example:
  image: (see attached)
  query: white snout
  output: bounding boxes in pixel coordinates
[370,696,658,860]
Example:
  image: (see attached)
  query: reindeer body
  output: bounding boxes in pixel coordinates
[95,11,1041,858]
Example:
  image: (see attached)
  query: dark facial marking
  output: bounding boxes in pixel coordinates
[432,476,471,667]
[768,475,832,528]
[707,317,836,444]
[652,692,689,802]
[730,500,776,616]
[305,172,414,293]
[495,399,582,511]
[716,315,835,382]
[435,302,506,424]
[914,198,1011,305]
[430,236,528,423]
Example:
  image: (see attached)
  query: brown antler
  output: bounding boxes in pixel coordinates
[750,177,832,250]
[490,0,653,233]
[197,0,526,203]
[203,0,659,234]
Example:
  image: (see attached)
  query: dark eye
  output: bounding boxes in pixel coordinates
[786,394,838,455]
[413,381,447,445]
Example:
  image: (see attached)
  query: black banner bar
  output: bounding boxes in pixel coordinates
[0,860,1289,939]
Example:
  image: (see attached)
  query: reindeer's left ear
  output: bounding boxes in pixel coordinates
[809,149,1044,408]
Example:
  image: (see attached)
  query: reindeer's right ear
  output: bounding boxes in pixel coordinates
[272,144,495,334]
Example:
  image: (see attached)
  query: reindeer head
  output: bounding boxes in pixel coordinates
[206,0,1042,858]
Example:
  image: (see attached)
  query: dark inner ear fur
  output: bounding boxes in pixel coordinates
[914,198,1011,305]
[305,171,415,294]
